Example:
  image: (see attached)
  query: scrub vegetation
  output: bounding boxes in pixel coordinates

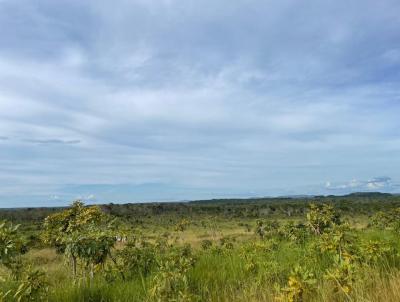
[1,193,400,301]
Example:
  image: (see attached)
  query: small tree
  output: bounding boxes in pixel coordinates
[42,201,116,282]
[306,203,340,235]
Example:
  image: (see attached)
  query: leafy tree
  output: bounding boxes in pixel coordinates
[306,203,340,235]
[42,200,116,281]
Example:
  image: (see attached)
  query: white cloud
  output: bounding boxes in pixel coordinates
[0,0,400,205]
[326,177,397,193]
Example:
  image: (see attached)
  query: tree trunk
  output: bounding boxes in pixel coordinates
[89,263,94,287]
[71,256,77,279]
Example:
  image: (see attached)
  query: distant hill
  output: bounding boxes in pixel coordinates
[0,191,399,223]
[188,192,396,204]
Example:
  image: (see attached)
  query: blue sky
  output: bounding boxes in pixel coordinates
[1,0,400,207]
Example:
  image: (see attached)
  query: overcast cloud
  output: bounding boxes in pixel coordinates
[1,0,400,206]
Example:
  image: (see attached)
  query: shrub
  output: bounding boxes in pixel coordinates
[279,222,308,244]
[254,220,280,239]
[0,221,27,279]
[277,266,316,302]
[13,268,48,302]
[359,240,394,264]
[149,245,197,301]
[116,241,157,279]
[324,258,356,297]
[200,240,213,250]
[306,203,340,235]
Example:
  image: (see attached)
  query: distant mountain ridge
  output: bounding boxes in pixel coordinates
[188,191,396,204]
[0,191,397,210]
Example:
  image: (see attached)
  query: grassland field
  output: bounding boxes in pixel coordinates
[1,193,400,301]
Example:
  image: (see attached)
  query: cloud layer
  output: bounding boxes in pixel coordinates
[325,177,400,194]
[1,0,400,206]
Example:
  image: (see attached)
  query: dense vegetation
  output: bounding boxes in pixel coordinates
[1,193,400,301]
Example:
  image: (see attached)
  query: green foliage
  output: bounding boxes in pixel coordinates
[239,239,279,275]
[149,245,197,302]
[254,220,280,239]
[360,240,394,264]
[306,203,340,235]
[42,200,108,247]
[279,222,308,244]
[13,268,48,302]
[219,236,235,250]
[200,239,213,250]
[2,197,400,301]
[42,201,116,281]
[277,266,316,302]
[317,223,357,262]
[175,219,190,233]
[370,211,390,229]
[0,221,27,279]
[371,208,400,235]
[325,257,356,296]
[115,241,157,280]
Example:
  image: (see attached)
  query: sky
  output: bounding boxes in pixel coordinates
[1,0,400,207]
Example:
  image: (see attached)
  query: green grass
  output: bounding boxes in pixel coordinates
[2,201,400,301]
